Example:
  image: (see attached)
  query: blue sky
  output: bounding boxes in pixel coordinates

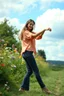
[0,0,64,61]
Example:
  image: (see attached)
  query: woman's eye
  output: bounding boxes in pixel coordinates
[30,24,33,26]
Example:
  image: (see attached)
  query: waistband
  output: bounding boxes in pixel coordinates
[25,50,33,53]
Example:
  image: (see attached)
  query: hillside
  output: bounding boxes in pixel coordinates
[47,60,64,65]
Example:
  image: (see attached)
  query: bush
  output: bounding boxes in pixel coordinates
[35,54,50,76]
[0,43,22,84]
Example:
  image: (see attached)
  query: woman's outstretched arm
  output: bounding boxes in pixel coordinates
[32,28,52,38]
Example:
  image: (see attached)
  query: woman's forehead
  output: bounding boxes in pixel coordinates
[29,21,35,25]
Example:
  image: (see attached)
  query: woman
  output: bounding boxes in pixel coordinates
[19,19,52,94]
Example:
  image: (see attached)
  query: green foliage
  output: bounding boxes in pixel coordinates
[35,54,50,76]
[38,50,46,60]
[0,45,22,84]
[0,18,21,51]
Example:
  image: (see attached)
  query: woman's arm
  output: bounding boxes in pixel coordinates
[32,28,52,38]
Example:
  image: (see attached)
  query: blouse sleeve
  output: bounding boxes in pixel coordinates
[35,34,42,40]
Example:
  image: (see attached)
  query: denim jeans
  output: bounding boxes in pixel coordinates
[21,51,45,90]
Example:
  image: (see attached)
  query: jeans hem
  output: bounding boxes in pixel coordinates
[21,86,29,91]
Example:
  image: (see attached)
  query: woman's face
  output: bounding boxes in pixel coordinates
[27,21,35,31]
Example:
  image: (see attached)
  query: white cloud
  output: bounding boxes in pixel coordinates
[0,0,64,17]
[40,0,64,9]
[35,9,64,60]
[35,8,64,39]
[9,18,22,29]
[36,39,64,61]
[0,0,37,17]
[0,17,5,22]
[40,0,64,3]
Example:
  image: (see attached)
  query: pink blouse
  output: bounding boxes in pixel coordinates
[21,30,42,55]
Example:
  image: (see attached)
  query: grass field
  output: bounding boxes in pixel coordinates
[0,66,64,96]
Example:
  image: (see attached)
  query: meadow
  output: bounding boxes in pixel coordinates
[0,45,64,96]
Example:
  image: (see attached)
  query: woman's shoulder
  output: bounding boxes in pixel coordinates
[23,30,31,36]
[23,30,28,34]
[24,30,35,35]
[24,30,29,33]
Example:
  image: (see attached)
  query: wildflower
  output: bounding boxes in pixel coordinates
[6,82,8,84]
[0,57,4,59]
[1,64,5,67]
[10,56,16,60]
[11,65,16,68]
[4,44,7,46]
[19,55,21,58]
[10,52,12,54]
[0,92,2,95]
[6,86,10,91]
[14,48,17,52]
[12,44,15,49]
[4,84,7,87]
[1,39,5,42]
[5,47,9,50]
[4,82,10,91]
[13,65,16,68]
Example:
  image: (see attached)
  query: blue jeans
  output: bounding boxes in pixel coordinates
[21,51,45,90]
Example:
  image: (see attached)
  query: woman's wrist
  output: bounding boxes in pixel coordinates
[42,29,46,33]
[45,29,48,31]
[42,29,47,33]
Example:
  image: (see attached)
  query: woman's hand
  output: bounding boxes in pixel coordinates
[47,28,52,31]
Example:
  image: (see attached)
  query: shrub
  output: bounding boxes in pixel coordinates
[0,43,22,84]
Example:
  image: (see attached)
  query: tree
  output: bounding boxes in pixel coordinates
[38,50,46,60]
[0,18,21,52]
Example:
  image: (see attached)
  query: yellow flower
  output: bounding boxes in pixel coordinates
[14,48,17,52]
[4,44,7,46]
[19,55,21,58]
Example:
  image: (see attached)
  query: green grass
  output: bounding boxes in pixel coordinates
[0,66,64,96]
